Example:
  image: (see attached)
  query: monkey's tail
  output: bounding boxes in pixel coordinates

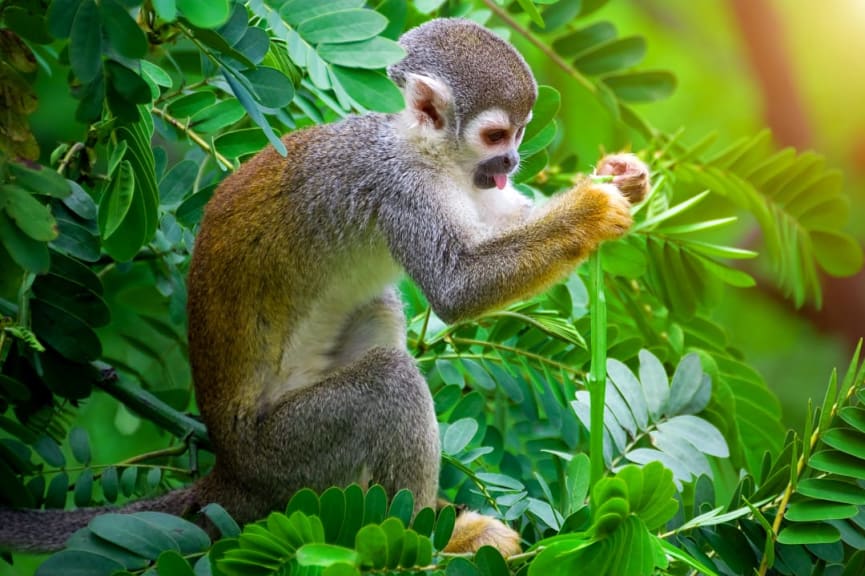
[0,485,198,554]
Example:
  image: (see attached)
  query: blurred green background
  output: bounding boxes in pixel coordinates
[514,0,865,431]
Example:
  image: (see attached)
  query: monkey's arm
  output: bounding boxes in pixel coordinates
[381,175,635,324]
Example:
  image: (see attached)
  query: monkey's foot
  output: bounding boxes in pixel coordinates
[442,510,522,557]
[595,153,651,204]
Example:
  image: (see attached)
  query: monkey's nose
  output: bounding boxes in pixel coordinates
[503,150,519,171]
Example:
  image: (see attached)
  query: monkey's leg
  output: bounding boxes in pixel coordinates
[233,346,440,516]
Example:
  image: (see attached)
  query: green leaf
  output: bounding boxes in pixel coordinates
[323,562,361,576]
[35,550,124,576]
[215,129,269,159]
[388,490,414,527]
[280,0,365,26]
[202,503,241,537]
[822,427,865,459]
[599,238,647,278]
[222,70,286,155]
[190,99,246,133]
[241,67,295,108]
[443,418,478,455]
[45,472,69,508]
[73,468,93,507]
[514,150,548,184]
[840,406,865,433]
[98,159,135,240]
[785,500,858,522]
[797,478,865,505]
[363,485,387,525]
[102,466,119,503]
[141,60,173,88]
[603,71,676,102]
[120,466,138,497]
[297,543,359,568]
[0,211,50,273]
[330,67,403,113]
[811,230,865,277]
[693,254,757,288]
[147,467,162,489]
[167,91,217,118]
[411,507,435,537]
[553,21,617,58]
[136,512,211,554]
[63,180,97,220]
[176,0,229,28]
[287,489,320,517]
[680,239,758,260]
[638,349,669,421]
[100,0,147,59]
[106,61,152,105]
[298,10,387,44]
[1,184,57,241]
[666,354,705,415]
[69,427,91,465]
[317,37,406,69]
[519,121,556,157]
[809,450,865,479]
[30,299,102,362]
[446,557,479,576]
[153,0,177,21]
[433,506,455,550]
[607,359,648,429]
[573,36,646,76]
[523,85,560,143]
[35,436,65,467]
[515,0,544,28]
[90,514,180,557]
[157,550,195,576]
[69,0,102,83]
[474,545,509,574]
[176,184,216,228]
[539,0,583,33]
[47,0,84,39]
[235,27,270,64]
[355,525,387,569]
[656,415,729,457]
[159,160,199,205]
[777,522,841,545]
[75,74,106,123]
[7,161,70,198]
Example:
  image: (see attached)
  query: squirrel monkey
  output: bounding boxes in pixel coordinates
[0,19,647,555]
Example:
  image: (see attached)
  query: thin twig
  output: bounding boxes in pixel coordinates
[449,336,584,376]
[151,107,234,171]
[56,142,85,175]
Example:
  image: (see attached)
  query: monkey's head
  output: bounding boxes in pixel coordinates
[388,19,538,191]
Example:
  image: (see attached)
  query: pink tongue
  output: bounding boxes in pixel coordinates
[493,174,508,190]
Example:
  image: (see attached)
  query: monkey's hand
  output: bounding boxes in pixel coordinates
[443,510,522,557]
[594,153,650,204]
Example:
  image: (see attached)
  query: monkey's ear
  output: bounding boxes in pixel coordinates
[403,73,452,131]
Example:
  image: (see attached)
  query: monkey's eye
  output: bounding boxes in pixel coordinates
[483,129,508,145]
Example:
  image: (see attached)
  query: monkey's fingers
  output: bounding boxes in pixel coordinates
[595,153,650,204]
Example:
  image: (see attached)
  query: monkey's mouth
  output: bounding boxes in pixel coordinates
[473,171,510,190]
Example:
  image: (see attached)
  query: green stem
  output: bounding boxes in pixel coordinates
[96,367,212,451]
[588,252,608,485]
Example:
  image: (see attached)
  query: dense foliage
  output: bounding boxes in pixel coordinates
[1,0,864,575]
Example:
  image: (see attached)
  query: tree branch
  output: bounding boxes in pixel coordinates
[96,365,212,452]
